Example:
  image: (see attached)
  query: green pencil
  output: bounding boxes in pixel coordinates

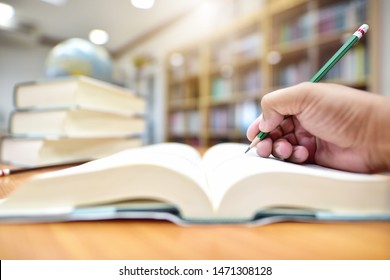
[245,24,369,154]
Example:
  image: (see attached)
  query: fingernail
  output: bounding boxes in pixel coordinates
[274,143,282,156]
[259,114,266,131]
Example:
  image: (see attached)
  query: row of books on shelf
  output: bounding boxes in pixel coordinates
[211,77,233,101]
[275,0,367,44]
[168,52,200,82]
[275,12,313,45]
[169,111,200,135]
[168,101,259,136]
[237,67,261,94]
[275,45,366,87]
[318,0,366,34]
[273,52,366,88]
[168,65,186,83]
[212,32,262,64]
[169,67,261,106]
[234,32,262,60]
[211,67,261,101]
[322,44,367,83]
[186,51,200,76]
[0,76,146,167]
[168,34,262,84]
[168,87,200,109]
[275,59,311,87]
[209,101,260,134]
[169,84,185,102]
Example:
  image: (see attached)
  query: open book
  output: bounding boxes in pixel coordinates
[0,143,389,224]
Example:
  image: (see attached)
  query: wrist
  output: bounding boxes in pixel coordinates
[369,95,390,172]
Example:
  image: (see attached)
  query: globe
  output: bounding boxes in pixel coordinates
[45,38,113,82]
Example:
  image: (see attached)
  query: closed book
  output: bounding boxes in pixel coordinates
[0,136,143,167]
[14,76,145,115]
[9,107,145,137]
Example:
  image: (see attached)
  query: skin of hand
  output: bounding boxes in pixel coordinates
[246,82,390,173]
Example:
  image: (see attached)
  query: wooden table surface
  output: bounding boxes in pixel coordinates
[0,164,389,260]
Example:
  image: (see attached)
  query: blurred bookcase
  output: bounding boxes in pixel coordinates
[165,0,378,147]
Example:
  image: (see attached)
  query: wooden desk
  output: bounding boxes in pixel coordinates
[0,165,389,260]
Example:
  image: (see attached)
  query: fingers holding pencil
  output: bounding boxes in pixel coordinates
[245,24,369,154]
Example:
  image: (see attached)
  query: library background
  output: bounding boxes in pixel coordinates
[165,0,378,148]
[0,0,386,151]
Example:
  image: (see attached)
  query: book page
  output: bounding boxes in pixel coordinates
[202,143,262,208]
[0,143,214,219]
[203,143,390,220]
[42,143,206,185]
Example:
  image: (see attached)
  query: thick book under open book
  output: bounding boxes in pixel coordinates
[0,136,143,166]
[0,143,389,224]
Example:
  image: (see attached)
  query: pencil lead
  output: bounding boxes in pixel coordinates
[244,147,250,154]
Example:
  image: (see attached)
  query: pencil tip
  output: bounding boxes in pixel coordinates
[244,147,250,154]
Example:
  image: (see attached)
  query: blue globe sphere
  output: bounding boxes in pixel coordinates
[45,38,113,82]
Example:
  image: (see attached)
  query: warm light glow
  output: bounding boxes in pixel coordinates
[131,0,155,10]
[267,51,282,65]
[89,29,109,45]
[197,1,217,18]
[170,53,184,67]
[0,2,15,22]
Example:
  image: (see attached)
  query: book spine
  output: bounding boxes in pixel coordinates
[13,81,37,108]
[7,111,15,135]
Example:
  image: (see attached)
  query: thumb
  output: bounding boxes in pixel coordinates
[259,82,314,132]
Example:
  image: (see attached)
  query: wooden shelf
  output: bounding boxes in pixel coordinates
[165,0,378,147]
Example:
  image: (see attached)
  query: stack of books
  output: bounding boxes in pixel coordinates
[0,76,146,166]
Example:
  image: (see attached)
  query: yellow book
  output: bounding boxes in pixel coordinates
[0,143,389,224]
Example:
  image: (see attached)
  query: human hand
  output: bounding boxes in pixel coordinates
[247,82,390,173]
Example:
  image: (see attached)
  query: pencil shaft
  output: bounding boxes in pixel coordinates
[310,36,358,83]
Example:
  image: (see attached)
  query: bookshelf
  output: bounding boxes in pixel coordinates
[165,0,378,147]
[165,46,203,146]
